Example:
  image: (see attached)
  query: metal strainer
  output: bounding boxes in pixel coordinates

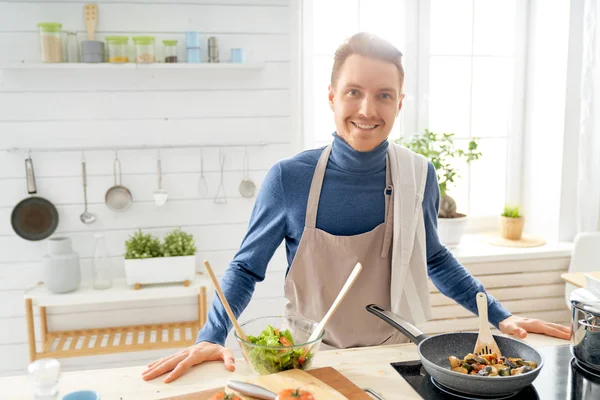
[105,152,133,212]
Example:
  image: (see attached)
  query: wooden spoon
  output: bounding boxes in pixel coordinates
[83,4,98,41]
[203,260,247,341]
[299,262,363,361]
[474,292,503,357]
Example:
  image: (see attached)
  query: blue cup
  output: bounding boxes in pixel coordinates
[185,31,201,48]
[230,48,244,63]
[186,48,201,63]
[62,390,101,400]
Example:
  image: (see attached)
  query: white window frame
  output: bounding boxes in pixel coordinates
[301,0,528,232]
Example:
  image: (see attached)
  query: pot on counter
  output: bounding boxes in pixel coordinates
[570,288,600,372]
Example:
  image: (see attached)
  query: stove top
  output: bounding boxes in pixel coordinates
[391,345,600,400]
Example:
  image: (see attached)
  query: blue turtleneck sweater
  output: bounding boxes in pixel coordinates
[196,134,511,346]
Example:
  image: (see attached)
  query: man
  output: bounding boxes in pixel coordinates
[142,32,570,383]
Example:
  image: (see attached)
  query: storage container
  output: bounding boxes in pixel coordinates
[37,22,63,63]
[106,36,129,63]
[132,36,155,63]
[163,40,178,63]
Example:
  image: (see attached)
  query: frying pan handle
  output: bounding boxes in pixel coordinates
[366,304,429,345]
[25,157,37,194]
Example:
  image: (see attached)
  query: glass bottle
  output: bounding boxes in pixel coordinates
[66,31,79,63]
[92,234,112,289]
[28,358,60,398]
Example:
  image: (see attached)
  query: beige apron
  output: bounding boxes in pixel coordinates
[284,145,409,349]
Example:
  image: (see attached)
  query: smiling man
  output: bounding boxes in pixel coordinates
[142,32,570,383]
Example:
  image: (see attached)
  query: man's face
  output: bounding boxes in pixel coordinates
[329,54,404,152]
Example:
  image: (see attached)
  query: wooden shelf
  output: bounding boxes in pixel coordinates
[2,61,265,70]
[41,320,202,359]
[25,280,209,361]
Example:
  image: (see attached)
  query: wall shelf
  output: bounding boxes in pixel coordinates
[1,61,265,70]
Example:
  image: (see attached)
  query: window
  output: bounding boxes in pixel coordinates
[303,0,526,223]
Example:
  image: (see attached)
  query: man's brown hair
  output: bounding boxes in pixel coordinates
[330,32,404,91]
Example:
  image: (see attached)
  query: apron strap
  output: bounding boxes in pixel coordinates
[381,154,394,257]
[305,145,332,228]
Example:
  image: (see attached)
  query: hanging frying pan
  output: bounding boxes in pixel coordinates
[11,157,59,241]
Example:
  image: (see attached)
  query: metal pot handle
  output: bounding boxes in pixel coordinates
[579,319,600,331]
[113,153,122,186]
[366,304,429,345]
[25,157,37,195]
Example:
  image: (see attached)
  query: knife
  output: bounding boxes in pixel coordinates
[226,380,277,400]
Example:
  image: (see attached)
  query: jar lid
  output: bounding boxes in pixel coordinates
[106,36,129,44]
[37,22,62,32]
[163,40,178,46]
[133,36,155,45]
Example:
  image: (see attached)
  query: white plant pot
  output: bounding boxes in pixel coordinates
[437,214,468,249]
[124,255,196,287]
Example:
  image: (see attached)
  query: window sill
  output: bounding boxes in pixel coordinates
[450,234,573,264]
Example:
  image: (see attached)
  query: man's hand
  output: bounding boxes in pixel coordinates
[498,315,571,340]
[141,342,235,383]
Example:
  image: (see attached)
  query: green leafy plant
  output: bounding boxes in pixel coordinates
[502,205,522,218]
[395,129,482,218]
[162,228,197,257]
[125,229,163,259]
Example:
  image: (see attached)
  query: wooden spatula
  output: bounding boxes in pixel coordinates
[83,4,98,41]
[299,262,363,360]
[203,260,248,341]
[474,292,502,357]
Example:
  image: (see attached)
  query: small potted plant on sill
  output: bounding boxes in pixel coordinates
[395,129,482,248]
[124,228,197,289]
[500,205,524,240]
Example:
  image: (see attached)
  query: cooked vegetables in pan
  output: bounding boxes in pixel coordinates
[449,353,537,376]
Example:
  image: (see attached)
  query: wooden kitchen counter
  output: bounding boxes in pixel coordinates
[2,334,568,400]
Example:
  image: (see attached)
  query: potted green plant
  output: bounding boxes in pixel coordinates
[124,228,197,289]
[395,129,482,248]
[500,205,524,240]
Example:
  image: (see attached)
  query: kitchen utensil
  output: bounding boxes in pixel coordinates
[474,292,502,357]
[227,381,276,399]
[363,388,385,400]
[83,4,97,41]
[198,147,208,197]
[366,304,544,398]
[202,260,247,340]
[570,287,600,372]
[214,149,227,204]
[160,367,370,400]
[300,262,362,360]
[11,156,59,241]
[238,146,256,198]
[80,156,96,224]
[105,152,133,212]
[153,150,168,206]
[81,4,104,63]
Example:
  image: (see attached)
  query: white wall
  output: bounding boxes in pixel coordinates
[0,0,300,377]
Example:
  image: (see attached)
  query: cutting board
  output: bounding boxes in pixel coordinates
[161,367,371,400]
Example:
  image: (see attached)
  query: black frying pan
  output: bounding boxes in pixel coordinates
[11,157,59,241]
[366,304,544,398]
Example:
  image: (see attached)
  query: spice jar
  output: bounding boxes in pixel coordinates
[37,22,63,63]
[106,36,129,63]
[132,36,155,63]
[163,40,178,63]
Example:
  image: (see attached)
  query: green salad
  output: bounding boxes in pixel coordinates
[244,324,314,374]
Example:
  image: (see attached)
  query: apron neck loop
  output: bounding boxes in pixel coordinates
[305,145,332,228]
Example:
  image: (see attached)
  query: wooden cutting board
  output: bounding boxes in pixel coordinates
[162,367,371,400]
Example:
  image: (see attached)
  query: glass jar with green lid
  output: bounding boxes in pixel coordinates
[106,36,129,63]
[163,40,178,63]
[132,36,155,63]
[37,22,62,63]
